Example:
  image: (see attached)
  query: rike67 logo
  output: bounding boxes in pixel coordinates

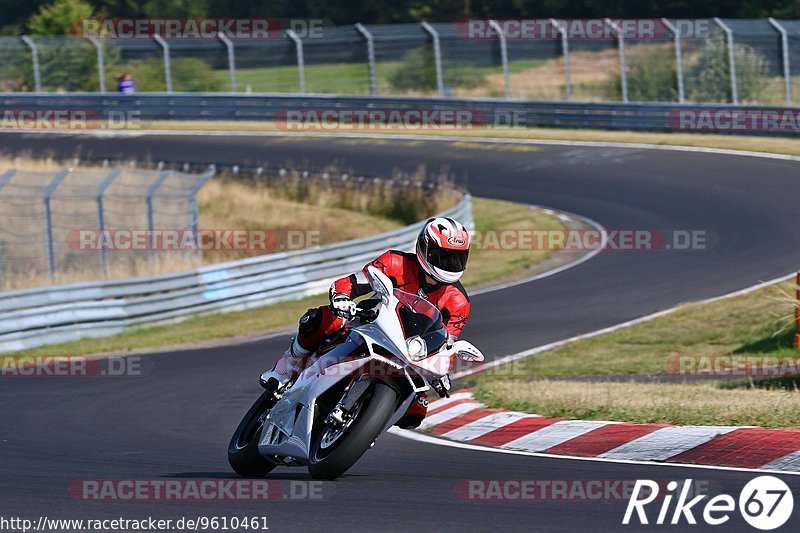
[623,477,794,530]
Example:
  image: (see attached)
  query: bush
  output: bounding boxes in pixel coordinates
[389,48,486,93]
[389,48,438,91]
[247,166,457,225]
[688,36,768,103]
[612,44,678,102]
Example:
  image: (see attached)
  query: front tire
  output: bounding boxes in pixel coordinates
[308,381,397,480]
[228,390,278,477]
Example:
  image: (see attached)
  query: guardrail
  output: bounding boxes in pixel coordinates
[0,194,471,352]
[0,93,797,135]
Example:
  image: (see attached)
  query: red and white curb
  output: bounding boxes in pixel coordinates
[419,390,800,473]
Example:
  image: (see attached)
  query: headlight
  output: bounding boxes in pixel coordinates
[406,336,428,361]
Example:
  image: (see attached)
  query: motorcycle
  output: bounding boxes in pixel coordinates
[228,266,484,480]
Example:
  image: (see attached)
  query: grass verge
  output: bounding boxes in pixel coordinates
[472,279,800,427]
[11,197,566,357]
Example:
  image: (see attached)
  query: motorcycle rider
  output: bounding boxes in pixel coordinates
[261,216,471,428]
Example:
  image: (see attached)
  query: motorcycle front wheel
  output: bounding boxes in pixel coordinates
[228,390,278,477]
[308,381,397,480]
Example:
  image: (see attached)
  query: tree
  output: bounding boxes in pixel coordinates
[22,0,108,91]
[28,0,94,35]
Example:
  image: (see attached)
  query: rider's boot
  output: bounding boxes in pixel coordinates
[259,338,311,396]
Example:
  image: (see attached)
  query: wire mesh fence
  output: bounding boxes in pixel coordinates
[1,19,798,104]
[0,166,214,284]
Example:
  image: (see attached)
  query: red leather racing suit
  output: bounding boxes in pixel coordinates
[296,249,471,352]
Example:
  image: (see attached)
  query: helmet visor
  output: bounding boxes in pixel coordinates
[427,245,469,273]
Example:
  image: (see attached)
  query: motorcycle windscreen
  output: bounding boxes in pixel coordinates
[394,289,447,353]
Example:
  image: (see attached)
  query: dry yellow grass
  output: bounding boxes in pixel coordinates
[476,379,800,427]
[457,49,622,100]
[196,178,403,262]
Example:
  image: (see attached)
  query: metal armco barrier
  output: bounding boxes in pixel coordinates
[0,195,472,352]
[0,93,798,135]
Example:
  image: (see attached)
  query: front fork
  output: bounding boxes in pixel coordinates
[326,374,373,427]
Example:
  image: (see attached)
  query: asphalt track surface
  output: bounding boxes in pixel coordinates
[2,132,800,532]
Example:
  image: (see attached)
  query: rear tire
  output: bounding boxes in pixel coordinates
[308,381,397,480]
[228,390,278,477]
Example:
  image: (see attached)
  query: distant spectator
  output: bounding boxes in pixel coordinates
[117,73,134,94]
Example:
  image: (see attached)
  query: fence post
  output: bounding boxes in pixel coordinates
[145,171,170,260]
[218,32,237,92]
[355,23,377,96]
[661,18,685,103]
[549,19,571,101]
[421,22,444,97]
[488,20,511,99]
[186,167,216,258]
[152,34,173,93]
[20,36,42,92]
[604,19,628,103]
[768,18,792,105]
[286,29,306,93]
[43,169,71,278]
[95,168,121,275]
[87,36,106,93]
[713,18,738,104]
[187,167,216,233]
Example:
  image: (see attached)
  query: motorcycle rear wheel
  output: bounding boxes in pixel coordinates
[228,390,278,477]
[308,381,397,480]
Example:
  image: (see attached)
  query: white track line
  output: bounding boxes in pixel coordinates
[388,427,800,477]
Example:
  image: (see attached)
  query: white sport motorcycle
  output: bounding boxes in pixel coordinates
[228,266,484,480]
